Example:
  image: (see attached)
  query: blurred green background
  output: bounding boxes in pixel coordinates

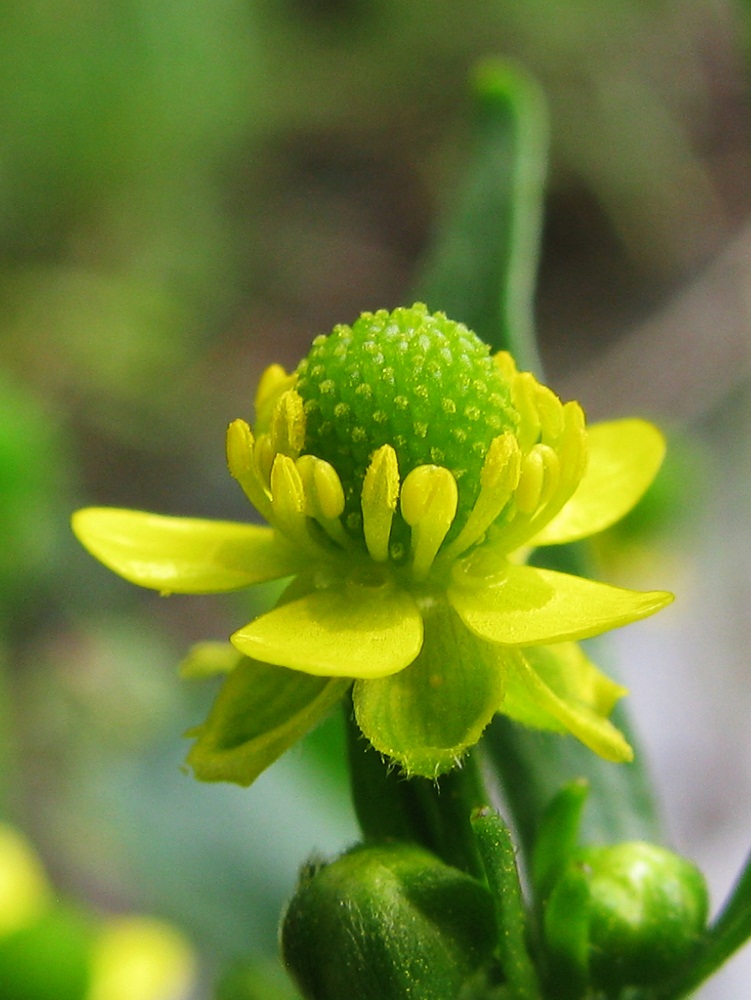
[2,2,751,997]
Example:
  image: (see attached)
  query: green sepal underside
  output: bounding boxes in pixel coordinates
[185,648,349,786]
[353,597,505,778]
[502,644,633,763]
[295,304,518,549]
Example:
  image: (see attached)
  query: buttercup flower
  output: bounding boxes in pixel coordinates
[72,305,672,781]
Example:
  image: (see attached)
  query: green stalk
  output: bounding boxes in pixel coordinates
[345,701,489,879]
[471,807,543,1000]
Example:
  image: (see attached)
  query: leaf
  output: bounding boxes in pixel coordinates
[414,59,548,367]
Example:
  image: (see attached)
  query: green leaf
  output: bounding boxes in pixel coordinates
[449,559,673,646]
[530,779,590,901]
[186,657,349,786]
[72,507,300,594]
[531,419,666,546]
[483,701,662,858]
[231,577,423,679]
[414,58,547,367]
[353,598,505,778]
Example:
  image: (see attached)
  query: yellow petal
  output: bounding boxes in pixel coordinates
[72,507,300,594]
[530,419,666,546]
[231,576,423,679]
[449,558,673,646]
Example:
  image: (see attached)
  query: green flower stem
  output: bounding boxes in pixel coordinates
[345,700,487,879]
[470,807,543,1000]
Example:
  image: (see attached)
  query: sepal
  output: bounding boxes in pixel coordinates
[353,598,505,777]
[186,656,349,786]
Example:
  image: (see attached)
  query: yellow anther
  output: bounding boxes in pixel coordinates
[226,418,255,480]
[401,465,458,581]
[269,454,316,552]
[559,402,588,481]
[492,350,518,381]
[512,372,543,453]
[515,446,546,514]
[253,433,277,489]
[254,364,295,432]
[544,401,588,514]
[296,455,350,549]
[534,383,565,445]
[296,455,345,520]
[536,444,561,509]
[225,420,273,520]
[440,433,521,562]
[270,389,306,459]
[361,445,400,562]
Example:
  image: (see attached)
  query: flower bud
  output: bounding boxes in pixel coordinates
[544,841,708,992]
[281,842,499,1000]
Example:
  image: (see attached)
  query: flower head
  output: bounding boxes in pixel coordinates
[72,304,672,781]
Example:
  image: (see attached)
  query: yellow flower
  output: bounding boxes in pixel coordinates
[72,305,671,781]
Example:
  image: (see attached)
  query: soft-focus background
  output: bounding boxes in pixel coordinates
[2,2,751,997]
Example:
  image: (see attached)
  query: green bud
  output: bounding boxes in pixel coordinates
[281,842,499,1000]
[544,841,709,993]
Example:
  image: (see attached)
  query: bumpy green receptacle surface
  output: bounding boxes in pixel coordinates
[295,304,518,544]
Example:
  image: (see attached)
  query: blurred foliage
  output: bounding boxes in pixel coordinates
[0,0,749,994]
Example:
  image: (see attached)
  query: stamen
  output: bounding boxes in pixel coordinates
[557,402,588,490]
[296,454,350,548]
[361,445,399,562]
[270,389,306,459]
[494,404,588,552]
[534,384,565,445]
[225,419,273,521]
[269,454,320,555]
[511,372,543,453]
[492,351,517,379]
[440,433,521,562]
[515,446,546,514]
[401,465,458,581]
[253,433,277,490]
[536,445,561,508]
[254,364,295,431]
